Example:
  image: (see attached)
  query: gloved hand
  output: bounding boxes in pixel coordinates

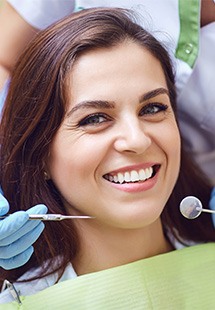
[209,187,215,228]
[0,193,47,270]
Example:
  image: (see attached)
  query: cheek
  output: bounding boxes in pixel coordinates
[160,117,180,148]
[170,124,181,154]
[47,138,109,213]
[162,123,181,173]
[153,120,181,170]
[47,135,109,189]
[166,127,180,150]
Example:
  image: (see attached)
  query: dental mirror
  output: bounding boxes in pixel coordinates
[180,196,215,219]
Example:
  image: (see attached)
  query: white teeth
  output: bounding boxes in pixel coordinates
[113,175,118,183]
[124,172,130,182]
[117,173,124,184]
[109,175,114,182]
[131,170,139,182]
[145,167,153,178]
[105,167,154,184]
[139,169,146,180]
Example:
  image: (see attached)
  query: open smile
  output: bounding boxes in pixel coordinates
[103,165,160,184]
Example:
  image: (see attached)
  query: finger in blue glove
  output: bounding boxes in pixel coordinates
[0,222,45,259]
[0,203,47,270]
[0,246,34,270]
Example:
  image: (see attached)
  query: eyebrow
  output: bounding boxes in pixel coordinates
[67,100,115,117]
[139,87,169,102]
[67,87,169,117]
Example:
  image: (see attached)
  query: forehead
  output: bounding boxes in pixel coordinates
[67,41,167,103]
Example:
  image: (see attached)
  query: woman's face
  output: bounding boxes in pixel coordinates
[48,41,181,229]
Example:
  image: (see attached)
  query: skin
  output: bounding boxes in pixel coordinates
[0,1,38,89]
[47,41,181,275]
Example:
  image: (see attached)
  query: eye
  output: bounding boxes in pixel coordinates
[139,103,168,116]
[78,113,111,127]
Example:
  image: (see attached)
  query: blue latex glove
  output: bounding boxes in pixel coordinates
[0,193,47,270]
[209,187,215,228]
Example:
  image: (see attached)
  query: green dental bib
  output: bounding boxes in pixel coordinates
[2,243,215,309]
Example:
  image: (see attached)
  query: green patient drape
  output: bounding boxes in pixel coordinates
[1,243,215,309]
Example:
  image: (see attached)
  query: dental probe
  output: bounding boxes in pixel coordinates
[0,214,94,221]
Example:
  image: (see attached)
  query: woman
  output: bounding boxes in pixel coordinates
[0,8,215,307]
[1,0,215,274]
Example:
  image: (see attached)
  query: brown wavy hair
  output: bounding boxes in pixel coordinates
[0,7,214,286]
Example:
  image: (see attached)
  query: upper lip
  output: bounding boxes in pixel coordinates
[103,163,159,176]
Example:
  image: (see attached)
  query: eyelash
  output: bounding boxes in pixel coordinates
[77,103,169,127]
[139,103,168,116]
[78,113,111,127]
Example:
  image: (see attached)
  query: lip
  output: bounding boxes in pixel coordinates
[104,162,158,175]
[103,163,160,193]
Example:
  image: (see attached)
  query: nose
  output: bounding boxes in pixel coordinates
[113,118,151,154]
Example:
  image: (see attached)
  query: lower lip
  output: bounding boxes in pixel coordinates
[106,172,159,193]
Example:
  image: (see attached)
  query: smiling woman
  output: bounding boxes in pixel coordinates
[48,41,180,235]
[0,7,215,308]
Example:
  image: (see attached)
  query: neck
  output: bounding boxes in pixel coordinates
[72,219,173,276]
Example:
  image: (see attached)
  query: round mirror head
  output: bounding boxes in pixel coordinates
[179,196,202,219]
